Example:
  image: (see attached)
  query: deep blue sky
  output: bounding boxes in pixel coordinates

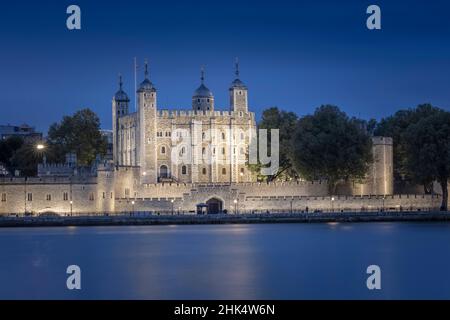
[1,0,449,133]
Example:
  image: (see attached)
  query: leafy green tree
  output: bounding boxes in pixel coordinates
[10,141,43,176]
[47,109,107,166]
[0,137,43,176]
[289,105,373,194]
[375,104,441,191]
[403,111,450,211]
[250,107,298,181]
[0,136,23,169]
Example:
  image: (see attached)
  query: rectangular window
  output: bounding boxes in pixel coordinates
[125,188,130,197]
[1,193,6,202]
[102,192,106,199]
[27,193,33,202]
[63,192,68,201]
[89,193,94,201]
[46,194,51,201]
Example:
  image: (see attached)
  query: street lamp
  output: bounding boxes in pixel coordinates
[331,197,335,213]
[70,200,73,216]
[131,200,135,214]
[36,143,47,165]
[171,199,174,215]
[233,199,238,214]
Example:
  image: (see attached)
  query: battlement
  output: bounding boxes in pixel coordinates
[372,136,393,145]
[156,109,254,119]
[0,176,97,185]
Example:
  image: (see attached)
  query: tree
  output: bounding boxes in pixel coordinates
[375,104,441,191]
[47,109,107,166]
[0,137,43,177]
[403,111,450,211]
[250,107,298,181]
[289,105,373,194]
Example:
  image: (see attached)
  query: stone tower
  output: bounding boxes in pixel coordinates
[137,60,158,183]
[192,67,214,111]
[112,74,130,165]
[370,136,394,195]
[229,58,248,112]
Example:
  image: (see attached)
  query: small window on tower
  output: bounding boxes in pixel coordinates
[182,166,187,175]
[202,168,207,175]
[161,146,166,154]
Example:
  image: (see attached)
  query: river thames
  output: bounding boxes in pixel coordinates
[0,222,449,299]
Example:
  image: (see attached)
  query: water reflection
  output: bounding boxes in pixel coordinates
[0,223,450,299]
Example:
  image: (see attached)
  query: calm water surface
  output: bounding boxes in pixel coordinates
[0,222,450,299]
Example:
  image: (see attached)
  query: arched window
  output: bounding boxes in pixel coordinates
[182,165,187,175]
[222,168,226,175]
[202,168,207,175]
[161,146,166,154]
[222,147,225,155]
[222,132,226,140]
[202,147,206,155]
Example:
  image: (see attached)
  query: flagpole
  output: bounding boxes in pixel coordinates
[134,57,137,112]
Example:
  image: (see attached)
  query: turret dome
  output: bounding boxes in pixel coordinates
[114,74,130,101]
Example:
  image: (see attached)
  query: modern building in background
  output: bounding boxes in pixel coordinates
[0,124,42,142]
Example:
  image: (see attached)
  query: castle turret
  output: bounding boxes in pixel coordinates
[192,67,214,111]
[137,60,158,183]
[112,74,130,165]
[229,58,248,112]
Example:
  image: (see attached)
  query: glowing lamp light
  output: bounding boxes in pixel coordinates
[142,171,147,176]
[233,199,238,204]
[36,144,45,150]
[131,201,135,205]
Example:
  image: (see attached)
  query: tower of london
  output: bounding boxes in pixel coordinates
[0,60,424,216]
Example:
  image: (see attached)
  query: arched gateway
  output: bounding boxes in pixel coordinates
[206,198,223,214]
